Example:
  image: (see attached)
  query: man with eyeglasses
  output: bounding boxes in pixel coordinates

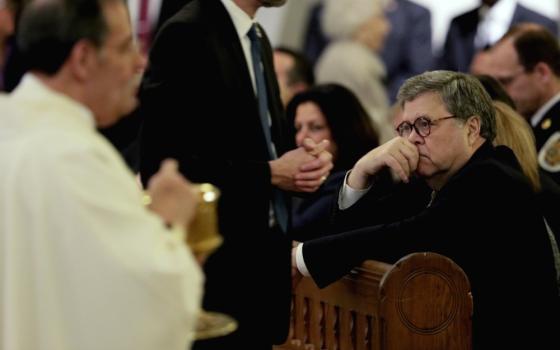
[292,70,560,349]
[478,23,560,184]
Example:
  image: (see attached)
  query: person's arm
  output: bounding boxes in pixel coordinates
[294,202,443,288]
[338,136,418,210]
[33,135,203,348]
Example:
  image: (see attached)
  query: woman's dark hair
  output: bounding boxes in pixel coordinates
[286,83,379,172]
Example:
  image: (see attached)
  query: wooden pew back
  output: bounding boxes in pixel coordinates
[275,252,472,350]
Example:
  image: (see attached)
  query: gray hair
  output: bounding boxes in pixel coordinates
[397,70,496,141]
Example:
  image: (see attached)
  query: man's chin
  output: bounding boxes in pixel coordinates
[415,166,432,179]
[260,0,287,8]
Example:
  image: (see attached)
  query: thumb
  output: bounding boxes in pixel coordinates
[160,158,179,173]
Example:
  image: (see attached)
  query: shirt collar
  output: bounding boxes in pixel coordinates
[480,0,516,23]
[220,0,256,40]
[12,73,96,129]
[477,0,517,46]
[531,91,560,127]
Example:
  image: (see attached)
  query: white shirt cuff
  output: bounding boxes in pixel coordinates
[338,170,371,210]
[296,242,311,277]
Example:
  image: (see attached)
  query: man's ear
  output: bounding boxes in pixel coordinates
[534,61,552,84]
[467,115,481,145]
[66,40,97,82]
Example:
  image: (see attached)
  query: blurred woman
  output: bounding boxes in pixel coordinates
[315,0,393,142]
[286,84,379,239]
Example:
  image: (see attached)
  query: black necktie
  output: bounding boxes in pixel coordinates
[247,24,288,232]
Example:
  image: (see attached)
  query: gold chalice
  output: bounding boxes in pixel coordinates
[188,183,237,340]
[143,183,237,340]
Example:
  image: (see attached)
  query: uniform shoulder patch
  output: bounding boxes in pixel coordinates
[539,131,560,172]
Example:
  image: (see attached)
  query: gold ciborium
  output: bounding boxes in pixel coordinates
[188,183,238,340]
[143,183,237,340]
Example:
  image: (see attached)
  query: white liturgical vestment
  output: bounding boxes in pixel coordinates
[0,74,203,350]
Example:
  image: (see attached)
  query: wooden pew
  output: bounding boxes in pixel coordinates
[275,252,472,350]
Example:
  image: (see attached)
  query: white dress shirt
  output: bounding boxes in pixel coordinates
[221,0,280,226]
[220,0,258,93]
[0,74,203,350]
[531,91,560,128]
[474,0,517,50]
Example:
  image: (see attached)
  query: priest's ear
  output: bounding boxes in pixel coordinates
[65,39,100,82]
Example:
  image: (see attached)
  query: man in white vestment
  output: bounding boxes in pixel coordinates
[0,0,204,349]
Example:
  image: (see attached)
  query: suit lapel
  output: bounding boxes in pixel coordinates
[203,0,256,101]
[200,0,289,154]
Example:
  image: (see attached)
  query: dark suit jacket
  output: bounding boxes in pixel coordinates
[533,99,560,185]
[97,0,192,171]
[291,170,345,241]
[138,0,292,347]
[302,143,560,349]
[440,3,558,72]
[302,2,328,67]
[380,0,433,102]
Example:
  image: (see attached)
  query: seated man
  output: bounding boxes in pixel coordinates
[0,0,203,349]
[293,71,560,349]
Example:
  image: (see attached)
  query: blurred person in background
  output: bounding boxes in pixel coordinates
[477,24,560,185]
[273,46,314,107]
[303,0,433,104]
[439,0,556,73]
[315,0,393,143]
[381,0,433,103]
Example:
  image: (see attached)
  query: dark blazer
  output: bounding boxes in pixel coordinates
[302,2,328,67]
[97,0,193,171]
[291,170,346,241]
[155,0,191,34]
[533,99,560,185]
[380,0,433,102]
[302,143,560,349]
[439,3,558,72]
[532,98,560,184]
[138,0,292,348]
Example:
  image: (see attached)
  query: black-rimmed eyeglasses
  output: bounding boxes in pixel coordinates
[396,115,457,138]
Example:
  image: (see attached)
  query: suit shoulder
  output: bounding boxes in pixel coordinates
[401,0,431,19]
[461,155,532,198]
[160,0,206,33]
[451,7,479,27]
[515,4,557,31]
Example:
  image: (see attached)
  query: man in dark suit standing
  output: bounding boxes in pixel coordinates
[439,0,557,73]
[293,70,560,349]
[138,0,333,349]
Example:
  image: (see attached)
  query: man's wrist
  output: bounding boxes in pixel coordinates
[296,243,311,277]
